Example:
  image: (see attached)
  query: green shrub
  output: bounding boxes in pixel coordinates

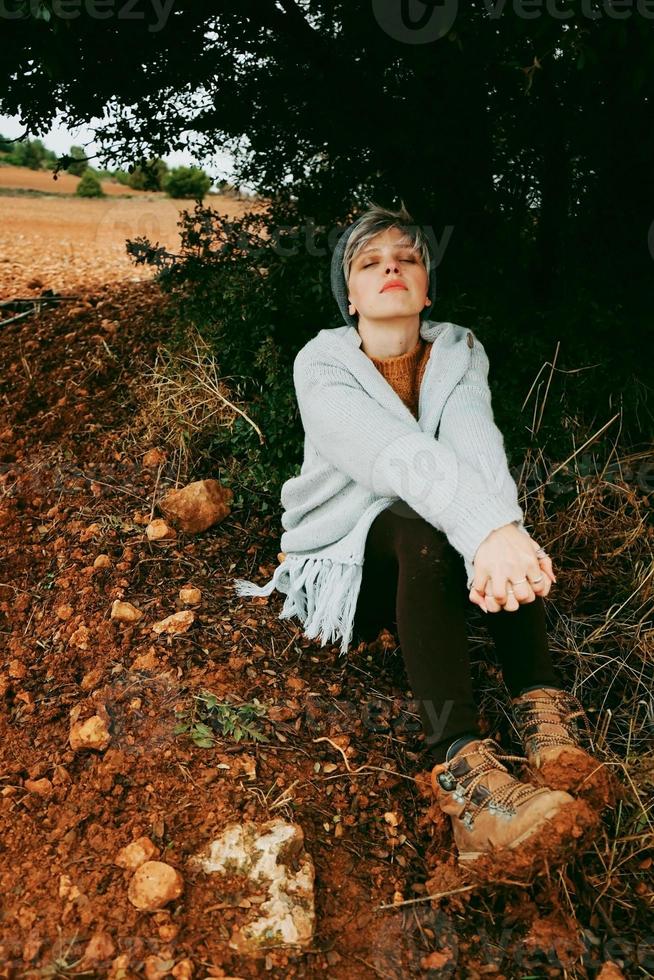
[66,145,88,177]
[163,166,212,200]
[5,137,50,170]
[75,170,105,197]
[127,157,168,191]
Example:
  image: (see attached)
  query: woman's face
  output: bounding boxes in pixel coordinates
[346,226,430,323]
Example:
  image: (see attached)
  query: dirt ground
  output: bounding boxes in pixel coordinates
[0,187,647,978]
[0,166,253,298]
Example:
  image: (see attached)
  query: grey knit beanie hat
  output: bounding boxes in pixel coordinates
[330,215,436,329]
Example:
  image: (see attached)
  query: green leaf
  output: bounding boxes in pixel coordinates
[193,736,215,748]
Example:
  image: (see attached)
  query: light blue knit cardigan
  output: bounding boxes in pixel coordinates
[233,319,528,655]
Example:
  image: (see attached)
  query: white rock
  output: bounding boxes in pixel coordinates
[189,818,315,953]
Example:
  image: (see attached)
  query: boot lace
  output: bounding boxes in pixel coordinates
[439,737,548,827]
[513,688,592,753]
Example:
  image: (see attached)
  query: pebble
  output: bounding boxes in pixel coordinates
[152,610,195,635]
[115,836,159,871]
[69,714,111,752]
[179,585,201,605]
[111,600,144,623]
[24,778,54,798]
[80,931,116,966]
[146,519,177,541]
[127,861,184,911]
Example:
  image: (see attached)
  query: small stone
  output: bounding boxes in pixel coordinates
[179,586,201,605]
[143,448,167,468]
[69,715,111,752]
[93,554,112,568]
[80,522,102,543]
[131,648,159,671]
[146,519,177,541]
[152,610,195,635]
[80,667,103,691]
[127,861,184,911]
[159,479,233,534]
[59,875,81,901]
[115,837,159,871]
[144,955,176,980]
[172,959,194,979]
[24,778,54,798]
[8,660,26,680]
[69,624,90,649]
[108,953,130,980]
[80,931,116,967]
[111,600,143,623]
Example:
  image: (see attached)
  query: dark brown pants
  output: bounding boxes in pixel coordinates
[351,503,562,763]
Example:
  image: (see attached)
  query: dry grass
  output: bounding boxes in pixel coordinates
[125,326,263,486]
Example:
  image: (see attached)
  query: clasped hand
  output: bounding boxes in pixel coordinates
[469,523,557,613]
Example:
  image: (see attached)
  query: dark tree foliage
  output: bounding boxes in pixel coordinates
[1,1,653,308]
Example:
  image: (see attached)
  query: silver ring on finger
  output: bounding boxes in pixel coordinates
[531,575,543,583]
[536,548,548,558]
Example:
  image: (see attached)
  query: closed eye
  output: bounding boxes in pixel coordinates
[363,258,416,268]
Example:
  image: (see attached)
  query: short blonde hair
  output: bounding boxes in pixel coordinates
[342,200,432,286]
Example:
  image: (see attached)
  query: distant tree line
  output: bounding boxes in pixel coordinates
[0,134,242,200]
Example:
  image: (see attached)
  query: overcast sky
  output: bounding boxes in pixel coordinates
[0,111,253,190]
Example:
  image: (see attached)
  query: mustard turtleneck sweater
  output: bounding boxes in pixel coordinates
[367,334,432,418]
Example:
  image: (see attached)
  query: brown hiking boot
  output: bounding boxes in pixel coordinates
[511,686,614,807]
[430,737,576,864]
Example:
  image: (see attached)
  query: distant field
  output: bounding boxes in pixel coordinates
[0,167,261,299]
[0,163,145,196]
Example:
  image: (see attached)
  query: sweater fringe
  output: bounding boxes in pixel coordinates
[232,555,363,656]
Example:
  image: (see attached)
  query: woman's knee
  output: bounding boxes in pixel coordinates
[393,512,453,555]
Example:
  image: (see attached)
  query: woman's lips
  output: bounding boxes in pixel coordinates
[381,282,408,292]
